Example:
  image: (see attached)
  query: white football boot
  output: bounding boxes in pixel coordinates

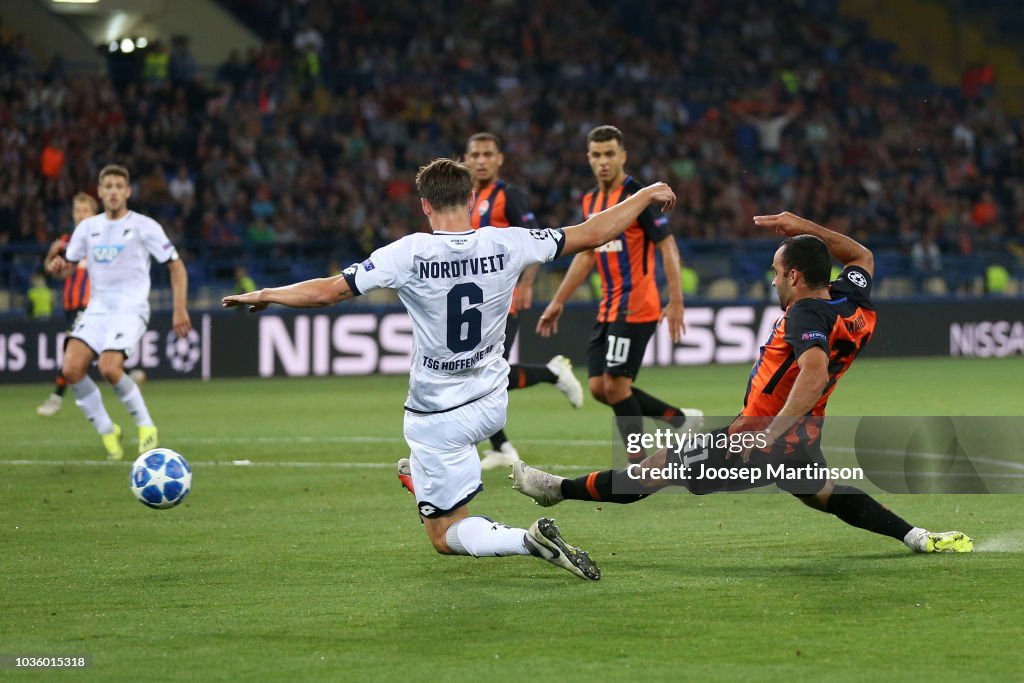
[546,355,584,409]
[480,441,520,471]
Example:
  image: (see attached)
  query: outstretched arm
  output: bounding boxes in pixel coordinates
[536,250,595,337]
[560,183,676,256]
[753,212,873,276]
[222,274,354,312]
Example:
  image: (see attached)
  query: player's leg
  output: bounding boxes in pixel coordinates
[506,364,555,390]
[513,449,672,507]
[586,323,649,459]
[420,505,599,580]
[100,314,158,453]
[764,439,974,553]
[630,387,703,429]
[504,310,584,406]
[38,317,79,417]
[509,356,583,407]
[63,332,123,459]
[419,505,523,558]
[586,322,610,404]
[603,374,646,462]
[407,392,599,578]
[615,320,702,429]
[513,427,763,506]
[408,391,521,557]
[504,313,553,391]
[37,372,67,416]
[794,481,974,553]
[601,321,661,461]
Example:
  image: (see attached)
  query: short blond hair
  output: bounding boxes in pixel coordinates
[99,164,130,183]
[72,192,99,211]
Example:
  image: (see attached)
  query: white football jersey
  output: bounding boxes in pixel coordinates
[66,210,179,318]
[344,226,566,413]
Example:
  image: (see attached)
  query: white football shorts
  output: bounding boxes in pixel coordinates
[70,310,147,356]
[403,388,507,518]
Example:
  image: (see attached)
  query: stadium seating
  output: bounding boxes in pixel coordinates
[0,0,1022,311]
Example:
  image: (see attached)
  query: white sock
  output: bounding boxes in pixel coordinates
[112,375,154,427]
[70,377,114,435]
[444,517,532,557]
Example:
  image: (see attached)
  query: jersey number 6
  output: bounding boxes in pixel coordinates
[447,283,483,353]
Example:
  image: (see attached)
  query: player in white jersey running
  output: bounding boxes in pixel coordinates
[223,158,676,580]
[47,165,191,460]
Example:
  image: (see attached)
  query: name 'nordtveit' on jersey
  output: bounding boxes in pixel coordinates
[416,253,509,279]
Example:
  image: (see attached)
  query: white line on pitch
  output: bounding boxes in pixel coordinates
[2,435,612,448]
[0,459,594,471]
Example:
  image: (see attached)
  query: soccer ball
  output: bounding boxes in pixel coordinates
[130,448,192,509]
[128,368,147,386]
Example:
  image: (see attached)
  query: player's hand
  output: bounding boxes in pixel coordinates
[737,436,759,463]
[513,283,533,313]
[752,211,812,236]
[730,430,774,463]
[536,301,564,337]
[47,255,72,276]
[661,301,686,343]
[644,182,676,213]
[172,309,192,338]
[222,291,270,313]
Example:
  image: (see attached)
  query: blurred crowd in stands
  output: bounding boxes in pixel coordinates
[1,0,1023,296]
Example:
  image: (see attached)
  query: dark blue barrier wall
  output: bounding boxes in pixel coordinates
[1,300,1022,383]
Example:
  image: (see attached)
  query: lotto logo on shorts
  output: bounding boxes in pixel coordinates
[418,503,438,517]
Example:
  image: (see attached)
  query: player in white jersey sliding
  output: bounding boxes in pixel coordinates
[223,158,676,580]
[48,165,191,460]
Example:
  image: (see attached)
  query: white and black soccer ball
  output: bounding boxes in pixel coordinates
[130,448,192,509]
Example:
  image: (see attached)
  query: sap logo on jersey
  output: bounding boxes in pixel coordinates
[92,245,124,263]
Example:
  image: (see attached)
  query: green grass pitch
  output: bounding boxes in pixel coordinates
[2,357,1023,681]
